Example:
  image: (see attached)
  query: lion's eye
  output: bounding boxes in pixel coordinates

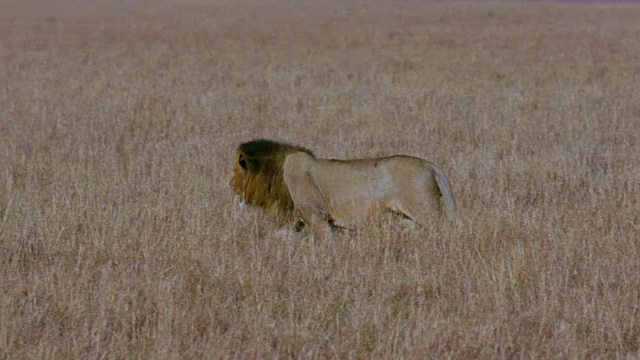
[239,157,247,170]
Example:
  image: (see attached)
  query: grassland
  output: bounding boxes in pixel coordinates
[2,1,640,358]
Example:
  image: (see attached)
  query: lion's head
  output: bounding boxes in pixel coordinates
[231,139,314,225]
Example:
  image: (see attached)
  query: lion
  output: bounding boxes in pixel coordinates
[231,139,456,237]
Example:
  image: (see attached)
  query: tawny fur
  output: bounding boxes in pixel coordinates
[231,139,456,236]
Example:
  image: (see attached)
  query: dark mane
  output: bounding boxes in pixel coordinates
[239,139,314,161]
[238,139,314,174]
[233,139,315,225]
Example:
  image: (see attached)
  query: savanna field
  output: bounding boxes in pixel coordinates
[1,0,640,358]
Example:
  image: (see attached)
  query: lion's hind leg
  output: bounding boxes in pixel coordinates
[378,207,419,233]
[388,181,442,227]
[382,207,416,223]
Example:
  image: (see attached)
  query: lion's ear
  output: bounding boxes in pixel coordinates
[238,154,248,170]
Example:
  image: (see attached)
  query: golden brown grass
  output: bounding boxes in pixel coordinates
[2,1,640,358]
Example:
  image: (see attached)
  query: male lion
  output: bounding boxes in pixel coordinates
[231,139,456,237]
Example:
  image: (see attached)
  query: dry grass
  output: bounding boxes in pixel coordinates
[2,1,640,358]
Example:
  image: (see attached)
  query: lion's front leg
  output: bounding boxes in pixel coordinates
[284,154,330,237]
[303,213,335,240]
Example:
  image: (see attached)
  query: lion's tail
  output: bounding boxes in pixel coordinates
[432,165,457,217]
